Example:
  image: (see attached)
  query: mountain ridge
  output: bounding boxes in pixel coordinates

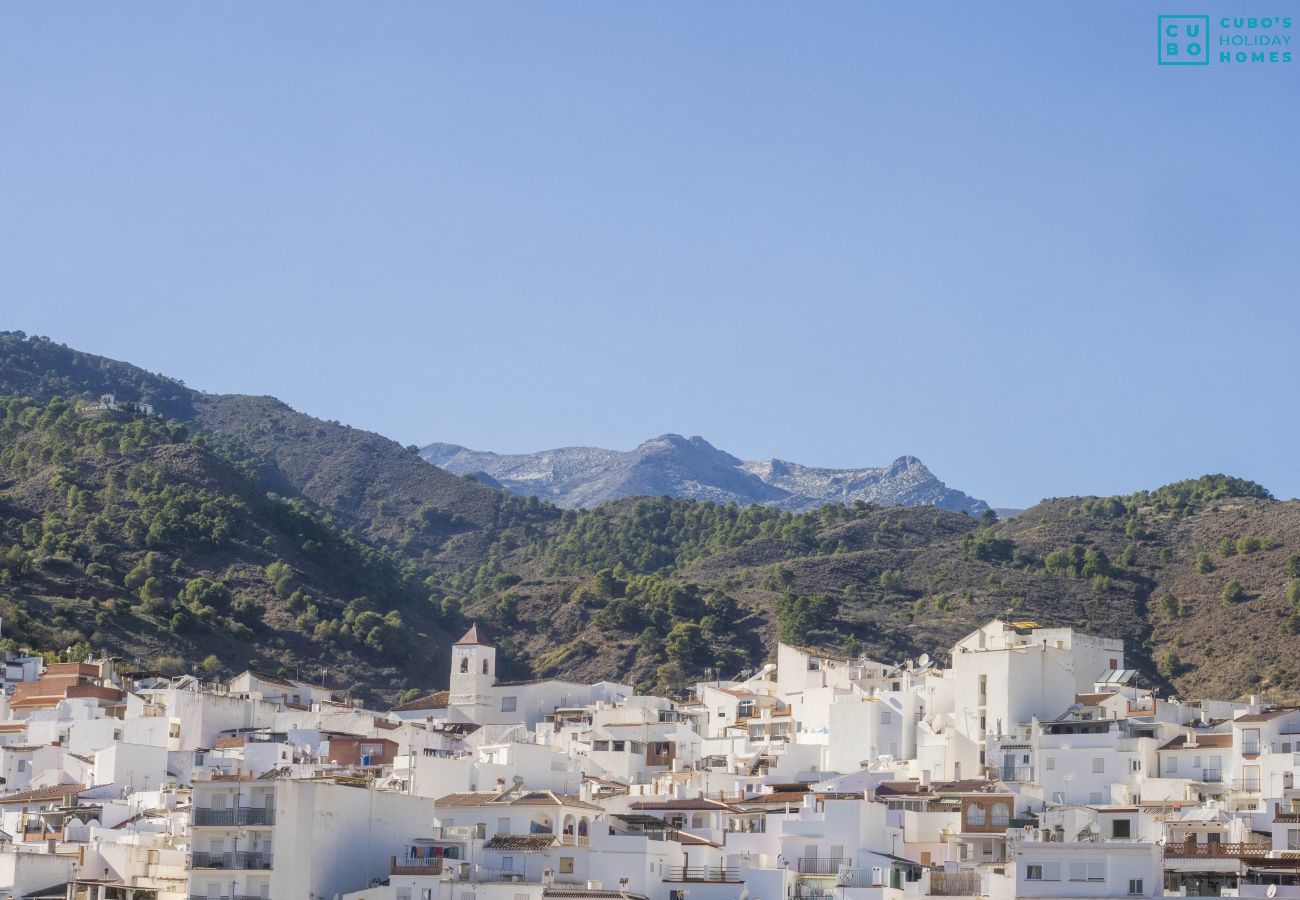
[422,435,990,514]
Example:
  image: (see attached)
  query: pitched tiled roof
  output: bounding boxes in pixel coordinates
[436,790,602,810]
[485,833,557,851]
[875,779,997,796]
[1235,707,1296,723]
[630,798,740,812]
[1159,733,1234,750]
[392,691,450,712]
[456,623,492,646]
[0,782,87,804]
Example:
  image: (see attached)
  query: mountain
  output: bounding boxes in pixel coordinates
[422,436,989,514]
[3,332,1300,705]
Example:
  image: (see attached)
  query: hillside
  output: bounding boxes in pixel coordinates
[0,394,458,700]
[2,332,1299,705]
[423,435,989,513]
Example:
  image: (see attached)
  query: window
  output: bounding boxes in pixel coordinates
[397,890,413,900]
[497,817,511,835]
[1069,861,1105,882]
[501,696,517,713]
[967,804,986,826]
[1026,865,1043,881]
[1045,756,1055,771]
[1287,829,1300,851]
[1165,756,1177,774]
[560,857,574,874]
[991,803,1009,827]
[1128,879,1143,896]
[1092,757,1105,774]
[1112,818,1131,839]
[483,659,490,674]
[460,657,469,673]
[501,857,514,872]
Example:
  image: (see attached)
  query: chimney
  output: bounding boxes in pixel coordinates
[1249,695,1261,715]
[1185,731,1198,749]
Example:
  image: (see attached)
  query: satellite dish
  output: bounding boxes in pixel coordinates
[1087,822,1100,834]
[918,653,931,668]
[1267,884,1278,898]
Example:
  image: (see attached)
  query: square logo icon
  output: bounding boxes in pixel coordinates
[1159,15,1211,65]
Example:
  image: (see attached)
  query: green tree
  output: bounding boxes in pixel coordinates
[1221,579,1244,605]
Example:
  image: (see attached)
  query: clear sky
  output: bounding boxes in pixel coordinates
[2,3,1297,508]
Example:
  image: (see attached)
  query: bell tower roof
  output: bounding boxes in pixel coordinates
[455,623,492,647]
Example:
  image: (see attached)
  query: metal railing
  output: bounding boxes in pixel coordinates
[797,858,846,875]
[392,856,443,875]
[193,807,276,826]
[996,766,1034,782]
[666,866,742,882]
[190,851,274,869]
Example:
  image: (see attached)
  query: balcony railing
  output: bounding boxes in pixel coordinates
[1243,742,1261,757]
[193,807,276,826]
[797,858,846,875]
[557,834,590,847]
[1275,804,1300,824]
[666,866,742,883]
[1201,769,1223,783]
[1163,842,1271,859]
[190,851,274,869]
[391,856,443,876]
[931,871,982,896]
[996,766,1034,783]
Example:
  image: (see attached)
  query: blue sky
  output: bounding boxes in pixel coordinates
[1,3,1296,508]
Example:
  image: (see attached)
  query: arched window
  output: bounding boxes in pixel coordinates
[578,817,589,837]
[459,657,469,673]
[991,803,1010,827]
[967,803,986,826]
[483,659,490,675]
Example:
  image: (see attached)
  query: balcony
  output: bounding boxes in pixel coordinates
[1275,803,1300,824]
[1163,842,1271,859]
[391,856,443,876]
[1243,742,1261,757]
[666,866,743,883]
[996,766,1034,783]
[193,806,277,826]
[190,851,274,869]
[930,871,982,896]
[557,834,590,847]
[1201,769,1223,783]
[797,858,846,876]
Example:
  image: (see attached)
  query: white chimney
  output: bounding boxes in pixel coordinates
[1249,695,1261,715]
